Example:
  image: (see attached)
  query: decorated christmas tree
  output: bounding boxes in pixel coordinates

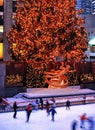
[7,0,88,88]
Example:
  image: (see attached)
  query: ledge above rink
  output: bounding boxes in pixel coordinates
[23,86,95,99]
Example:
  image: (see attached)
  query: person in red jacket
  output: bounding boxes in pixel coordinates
[26,104,32,122]
[80,113,87,128]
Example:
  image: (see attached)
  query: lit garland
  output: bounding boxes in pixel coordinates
[80,73,94,83]
[6,74,23,86]
[6,0,88,87]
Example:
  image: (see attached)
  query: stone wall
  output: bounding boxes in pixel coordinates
[0,61,26,97]
[3,0,12,61]
[0,62,6,89]
[80,83,95,90]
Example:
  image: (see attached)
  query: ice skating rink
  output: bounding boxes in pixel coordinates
[0,103,95,130]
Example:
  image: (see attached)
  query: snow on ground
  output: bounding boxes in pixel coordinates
[0,104,95,130]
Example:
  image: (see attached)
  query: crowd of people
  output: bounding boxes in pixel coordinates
[12,98,94,130]
[12,97,58,122]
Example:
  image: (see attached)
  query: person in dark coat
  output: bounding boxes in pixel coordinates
[83,95,86,105]
[13,101,18,118]
[45,100,50,116]
[26,103,32,122]
[49,107,57,121]
[39,97,43,110]
[71,120,78,130]
[66,100,71,110]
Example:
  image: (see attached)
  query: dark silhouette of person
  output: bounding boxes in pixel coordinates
[39,97,43,110]
[66,100,71,110]
[35,98,39,110]
[45,100,50,116]
[13,101,18,118]
[26,103,32,122]
[71,120,78,130]
[83,95,86,105]
[49,107,57,121]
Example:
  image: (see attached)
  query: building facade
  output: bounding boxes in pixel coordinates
[92,0,95,14]
[77,0,93,15]
[81,0,92,14]
[0,0,16,61]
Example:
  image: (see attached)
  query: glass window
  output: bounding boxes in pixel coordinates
[12,1,17,13]
[0,0,3,28]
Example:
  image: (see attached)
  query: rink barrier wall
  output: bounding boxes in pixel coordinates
[0,92,95,113]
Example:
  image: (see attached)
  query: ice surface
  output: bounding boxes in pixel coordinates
[0,103,95,130]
